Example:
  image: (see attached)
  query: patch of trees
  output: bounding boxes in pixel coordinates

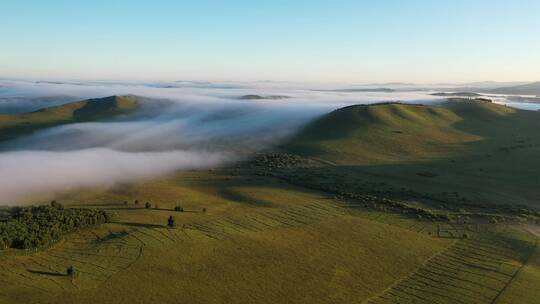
[0,203,110,250]
[252,153,309,169]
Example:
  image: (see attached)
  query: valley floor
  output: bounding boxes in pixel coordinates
[0,169,538,304]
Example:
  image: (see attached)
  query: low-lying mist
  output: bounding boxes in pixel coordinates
[0,80,457,203]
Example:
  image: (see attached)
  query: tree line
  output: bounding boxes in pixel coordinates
[0,202,110,250]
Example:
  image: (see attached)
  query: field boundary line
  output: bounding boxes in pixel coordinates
[491,233,538,304]
[361,238,459,304]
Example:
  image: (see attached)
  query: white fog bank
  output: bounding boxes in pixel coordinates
[0,79,525,203]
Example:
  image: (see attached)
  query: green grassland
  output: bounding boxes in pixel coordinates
[0,172,452,304]
[0,95,139,141]
[2,168,536,304]
[495,226,540,304]
[0,98,539,303]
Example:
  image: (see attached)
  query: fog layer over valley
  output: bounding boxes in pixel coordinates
[0,80,529,203]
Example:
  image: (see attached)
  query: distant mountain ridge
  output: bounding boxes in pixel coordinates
[317,87,395,93]
[239,95,291,100]
[488,81,540,95]
[431,92,482,97]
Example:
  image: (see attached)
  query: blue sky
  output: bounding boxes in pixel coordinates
[1,0,539,83]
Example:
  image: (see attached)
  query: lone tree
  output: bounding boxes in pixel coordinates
[167,216,176,228]
[134,200,139,205]
[145,202,151,209]
[67,266,75,277]
[50,200,63,209]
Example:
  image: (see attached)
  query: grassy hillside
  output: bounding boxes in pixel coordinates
[285,102,480,164]
[283,100,540,207]
[0,95,139,141]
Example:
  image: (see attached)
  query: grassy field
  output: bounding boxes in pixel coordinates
[1,167,537,304]
[0,95,138,141]
[0,171,452,303]
[0,98,539,303]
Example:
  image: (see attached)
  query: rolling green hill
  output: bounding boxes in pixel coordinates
[285,102,480,164]
[0,95,139,141]
[283,100,540,207]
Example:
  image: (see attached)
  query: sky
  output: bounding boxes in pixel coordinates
[1,0,539,83]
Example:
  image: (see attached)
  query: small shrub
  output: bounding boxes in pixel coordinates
[50,200,63,209]
[167,216,176,228]
[202,208,207,213]
[134,200,139,205]
[416,171,438,178]
[145,202,151,209]
[174,206,184,212]
[67,266,75,277]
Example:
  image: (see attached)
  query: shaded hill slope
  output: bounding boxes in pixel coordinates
[283,100,540,207]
